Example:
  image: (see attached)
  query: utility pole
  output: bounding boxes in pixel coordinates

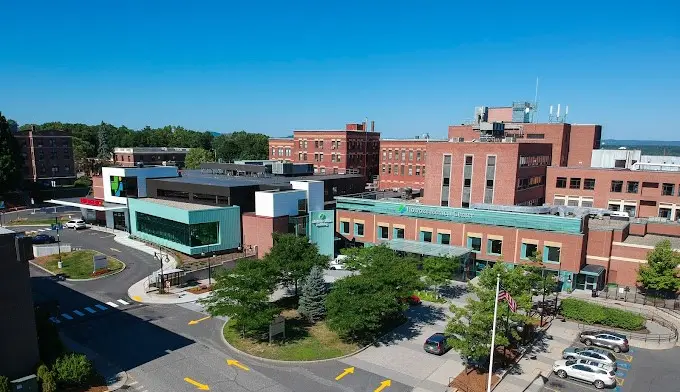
[487,273,501,392]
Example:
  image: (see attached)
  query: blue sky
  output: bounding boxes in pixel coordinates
[1,1,678,140]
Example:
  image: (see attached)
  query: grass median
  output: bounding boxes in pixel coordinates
[223,310,361,361]
[34,250,125,280]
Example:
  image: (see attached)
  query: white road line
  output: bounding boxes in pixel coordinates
[117,299,130,305]
[95,304,108,311]
[49,317,61,324]
[84,307,96,314]
[61,313,74,320]
[73,310,85,316]
[106,301,119,308]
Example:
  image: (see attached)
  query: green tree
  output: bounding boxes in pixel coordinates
[41,371,57,392]
[53,353,92,386]
[0,375,9,392]
[326,274,404,343]
[638,239,680,293]
[184,147,214,169]
[0,113,23,194]
[264,234,328,296]
[422,255,461,296]
[7,119,18,133]
[298,266,327,322]
[97,122,110,160]
[200,259,279,337]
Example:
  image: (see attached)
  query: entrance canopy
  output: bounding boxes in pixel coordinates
[384,239,470,258]
[579,264,606,277]
[46,197,128,212]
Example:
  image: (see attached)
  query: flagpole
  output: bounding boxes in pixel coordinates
[487,273,501,392]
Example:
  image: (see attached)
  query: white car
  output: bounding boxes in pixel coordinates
[553,359,616,389]
[65,219,86,230]
[329,255,347,270]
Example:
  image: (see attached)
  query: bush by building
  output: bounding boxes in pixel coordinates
[53,353,93,386]
[0,375,10,392]
[560,298,645,330]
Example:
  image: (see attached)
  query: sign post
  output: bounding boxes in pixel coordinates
[55,217,63,269]
[269,315,286,344]
[93,254,108,273]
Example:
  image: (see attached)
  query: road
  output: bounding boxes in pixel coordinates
[22,226,417,392]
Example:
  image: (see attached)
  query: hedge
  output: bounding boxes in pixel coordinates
[560,298,646,330]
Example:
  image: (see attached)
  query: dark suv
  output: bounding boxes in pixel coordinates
[579,330,629,353]
[423,333,451,355]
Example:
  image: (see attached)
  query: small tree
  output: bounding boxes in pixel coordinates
[638,240,680,294]
[265,233,329,296]
[184,148,214,169]
[0,113,23,195]
[0,376,9,392]
[298,266,327,322]
[41,371,57,392]
[422,255,461,297]
[53,353,92,386]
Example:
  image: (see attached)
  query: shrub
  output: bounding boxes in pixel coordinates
[37,364,50,381]
[53,353,93,386]
[0,376,9,392]
[41,371,57,392]
[560,298,645,330]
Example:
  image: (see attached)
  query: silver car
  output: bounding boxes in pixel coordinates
[579,330,630,353]
[561,347,618,370]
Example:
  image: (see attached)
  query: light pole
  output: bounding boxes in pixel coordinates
[210,254,215,286]
[158,244,165,294]
[56,217,63,269]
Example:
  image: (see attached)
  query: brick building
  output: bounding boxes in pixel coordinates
[546,166,680,220]
[268,122,381,179]
[421,141,552,207]
[14,129,76,186]
[113,147,191,168]
[378,138,446,193]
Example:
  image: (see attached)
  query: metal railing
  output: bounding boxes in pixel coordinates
[600,284,680,311]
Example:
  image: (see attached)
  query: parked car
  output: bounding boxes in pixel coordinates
[562,347,618,370]
[423,333,451,355]
[32,234,56,244]
[553,359,617,389]
[65,219,86,230]
[329,255,347,270]
[400,294,422,306]
[579,330,629,353]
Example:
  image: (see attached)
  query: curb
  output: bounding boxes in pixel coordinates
[106,371,128,391]
[218,319,375,365]
[29,255,127,282]
[127,289,204,305]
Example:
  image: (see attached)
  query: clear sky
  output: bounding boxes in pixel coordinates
[1,1,678,140]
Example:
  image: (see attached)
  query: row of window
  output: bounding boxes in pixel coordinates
[381,164,425,176]
[18,139,70,148]
[555,177,596,190]
[519,155,551,167]
[517,175,546,190]
[271,147,292,157]
[35,165,71,175]
[339,221,561,263]
[557,177,680,197]
[382,149,425,162]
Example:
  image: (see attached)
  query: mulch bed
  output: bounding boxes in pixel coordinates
[187,285,213,294]
[450,370,500,392]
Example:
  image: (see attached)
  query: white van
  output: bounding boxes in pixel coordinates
[329,254,347,270]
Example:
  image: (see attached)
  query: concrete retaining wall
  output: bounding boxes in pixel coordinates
[33,243,71,258]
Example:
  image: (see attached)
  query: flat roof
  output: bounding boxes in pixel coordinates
[623,234,680,249]
[157,170,362,188]
[137,198,225,211]
[384,239,470,258]
[46,198,128,211]
[588,218,630,231]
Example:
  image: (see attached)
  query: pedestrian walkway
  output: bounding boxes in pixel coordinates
[127,278,212,304]
[48,298,134,325]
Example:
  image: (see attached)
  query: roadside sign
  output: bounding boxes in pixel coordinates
[93,254,108,272]
[0,201,5,209]
[51,224,63,230]
[269,315,286,343]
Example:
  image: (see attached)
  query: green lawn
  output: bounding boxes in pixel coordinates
[223,314,360,361]
[36,250,125,279]
[415,290,447,304]
[7,217,70,226]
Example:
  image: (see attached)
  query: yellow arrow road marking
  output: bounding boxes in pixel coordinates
[334,367,355,381]
[374,379,391,392]
[184,377,210,390]
[226,359,250,371]
[188,316,211,325]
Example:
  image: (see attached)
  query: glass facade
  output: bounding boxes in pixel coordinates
[136,212,219,247]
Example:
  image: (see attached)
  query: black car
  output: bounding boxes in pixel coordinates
[423,333,451,355]
[32,234,56,244]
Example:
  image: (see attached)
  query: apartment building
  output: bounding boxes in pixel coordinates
[269,138,295,162]
[14,130,76,186]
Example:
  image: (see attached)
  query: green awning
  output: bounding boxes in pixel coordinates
[384,239,470,258]
[580,264,606,277]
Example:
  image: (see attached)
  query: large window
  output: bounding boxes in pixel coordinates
[610,181,623,193]
[570,178,581,189]
[421,230,433,243]
[556,177,567,188]
[136,212,218,247]
[662,183,675,196]
[544,246,561,263]
[521,243,538,260]
[438,233,451,245]
[378,226,389,240]
[488,239,502,255]
[354,223,365,237]
[467,236,481,252]
[627,181,639,194]
[394,227,405,239]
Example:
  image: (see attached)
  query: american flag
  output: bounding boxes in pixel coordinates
[498,290,517,312]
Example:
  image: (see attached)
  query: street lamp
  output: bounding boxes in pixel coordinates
[210,254,215,286]
[55,217,63,269]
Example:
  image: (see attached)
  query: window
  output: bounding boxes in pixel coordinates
[415,166,421,176]
[401,150,406,160]
[340,221,350,234]
[51,166,59,174]
[387,165,392,174]
[378,226,389,239]
[570,178,581,189]
[382,150,386,159]
[584,178,595,190]
[136,212,219,247]
[527,133,545,139]
[354,223,365,237]
[464,178,471,187]
[465,156,473,165]
[611,180,623,192]
[627,181,639,193]
[64,165,70,173]
[488,239,502,255]
[659,208,672,219]
[441,201,448,206]
[400,165,405,175]
[556,177,567,188]
[416,151,421,161]
[438,233,450,245]
[409,151,413,161]
[388,150,392,159]
[408,166,413,176]
[662,183,675,196]
[608,203,620,211]
[467,236,481,252]
[623,204,636,217]
[420,230,432,242]
[614,159,626,168]
[382,165,386,173]
[521,243,538,260]
[394,227,405,239]
[443,177,450,186]
[581,199,594,208]
[544,246,561,263]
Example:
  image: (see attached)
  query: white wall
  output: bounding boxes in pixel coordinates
[591,150,641,169]
[290,180,324,212]
[255,190,307,217]
[102,166,178,204]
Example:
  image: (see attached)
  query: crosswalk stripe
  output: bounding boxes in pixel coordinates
[106,301,119,308]
[95,304,107,311]
[49,317,61,324]
[117,299,129,305]
[84,307,96,314]
[73,310,85,316]
[61,313,74,320]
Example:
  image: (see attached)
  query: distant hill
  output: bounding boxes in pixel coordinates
[602,139,680,155]
[602,139,680,147]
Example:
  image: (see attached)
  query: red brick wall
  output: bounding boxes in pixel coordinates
[92,176,104,199]
[378,140,429,191]
[646,222,680,236]
[586,230,614,258]
[487,107,513,123]
[629,222,647,236]
[242,213,289,258]
[568,125,601,167]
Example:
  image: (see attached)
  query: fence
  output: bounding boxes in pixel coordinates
[600,284,680,311]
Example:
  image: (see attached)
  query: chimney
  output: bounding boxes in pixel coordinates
[371,120,375,132]
[361,121,366,132]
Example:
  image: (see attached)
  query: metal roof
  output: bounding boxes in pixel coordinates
[580,264,606,276]
[383,239,470,258]
[159,170,362,188]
